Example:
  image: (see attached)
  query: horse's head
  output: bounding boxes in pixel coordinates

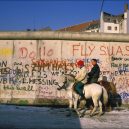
[57,74,75,91]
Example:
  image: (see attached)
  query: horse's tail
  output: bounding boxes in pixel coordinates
[102,87,108,108]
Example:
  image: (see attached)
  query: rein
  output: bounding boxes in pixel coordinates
[57,74,75,91]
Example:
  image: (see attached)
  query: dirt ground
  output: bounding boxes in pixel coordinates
[0,104,129,129]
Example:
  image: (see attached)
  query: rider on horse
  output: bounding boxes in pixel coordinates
[87,59,100,84]
[74,60,87,99]
[74,59,100,99]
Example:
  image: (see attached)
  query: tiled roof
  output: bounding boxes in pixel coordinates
[82,23,100,31]
[57,20,99,32]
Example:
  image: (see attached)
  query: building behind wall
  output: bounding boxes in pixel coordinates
[100,4,129,34]
[57,4,129,34]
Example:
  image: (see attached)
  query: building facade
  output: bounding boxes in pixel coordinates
[58,4,129,34]
[100,4,129,34]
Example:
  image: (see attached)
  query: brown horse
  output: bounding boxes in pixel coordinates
[98,76,122,111]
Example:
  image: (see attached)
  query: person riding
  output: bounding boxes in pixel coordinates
[87,59,100,84]
[74,60,87,99]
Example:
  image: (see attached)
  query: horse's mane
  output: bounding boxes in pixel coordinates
[64,74,75,82]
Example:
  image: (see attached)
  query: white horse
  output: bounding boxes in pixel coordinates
[57,74,108,117]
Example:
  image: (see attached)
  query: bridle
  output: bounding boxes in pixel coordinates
[57,76,67,91]
[57,74,75,91]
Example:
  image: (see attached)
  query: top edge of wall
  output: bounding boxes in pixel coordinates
[0,31,129,42]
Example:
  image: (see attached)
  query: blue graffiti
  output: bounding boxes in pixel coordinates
[120,91,129,100]
[118,66,129,74]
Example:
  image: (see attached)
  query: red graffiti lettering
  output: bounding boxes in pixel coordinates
[116,46,123,56]
[41,47,54,57]
[100,45,123,56]
[88,46,95,56]
[72,44,80,56]
[47,49,53,56]
[29,51,36,59]
[19,47,28,58]
[73,44,95,56]
[125,46,129,56]
[100,46,107,55]
[107,46,113,56]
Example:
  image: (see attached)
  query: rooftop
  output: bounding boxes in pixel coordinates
[57,20,99,32]
[103,12,124,23]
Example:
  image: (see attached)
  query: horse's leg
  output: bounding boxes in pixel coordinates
[73,94,82,116]
[73,98,78,110]
[79,100,87,117]
[66,99,73,117]
[66,91,73,117]
[90,97,98,117]
[98,100,103,116]
[69,99,73,109]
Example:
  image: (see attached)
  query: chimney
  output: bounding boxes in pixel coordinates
[124,3,128,12]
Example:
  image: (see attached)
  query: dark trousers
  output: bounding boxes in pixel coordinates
[74,81,84,97]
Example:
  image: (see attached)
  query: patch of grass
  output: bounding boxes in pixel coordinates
[34,98,69,107]
[121,104,129,109]
[18,100,29,105]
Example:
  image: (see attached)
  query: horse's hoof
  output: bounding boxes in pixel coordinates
[79,113,84,118]
[90,114,93,117]
[98,112,104,116]
[90,115,92,117]
[79,115,83,118]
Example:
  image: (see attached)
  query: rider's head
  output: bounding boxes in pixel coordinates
[91,59,97,66]
[77,60,84,68]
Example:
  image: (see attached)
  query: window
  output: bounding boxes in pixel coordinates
[107,26,112,30]
[115,27,117,31]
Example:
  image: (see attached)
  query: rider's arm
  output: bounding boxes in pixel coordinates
[88,67,96,77]
[88,65,100,77]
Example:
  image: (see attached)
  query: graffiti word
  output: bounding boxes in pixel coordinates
[117,77,129,89]
[111,57,122,61]
[72,44,129,57]
[118,66,129,74]
[32,59,75,71]
[3,85,34,91]
[100,45,129,56]
[0,61,7,67]
[120,92,129,100]
[111,63,129,68]
[19,46,54,59]
[72,44,95,56]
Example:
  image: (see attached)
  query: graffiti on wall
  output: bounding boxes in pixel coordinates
[0,40,129,102]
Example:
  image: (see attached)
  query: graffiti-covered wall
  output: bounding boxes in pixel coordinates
[0,40,129,104]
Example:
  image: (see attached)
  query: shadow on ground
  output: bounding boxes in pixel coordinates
[0,104,82,129]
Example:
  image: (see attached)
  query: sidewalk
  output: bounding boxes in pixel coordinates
[0,104,129,129]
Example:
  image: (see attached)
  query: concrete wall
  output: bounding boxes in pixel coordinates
[0,31,129,105]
